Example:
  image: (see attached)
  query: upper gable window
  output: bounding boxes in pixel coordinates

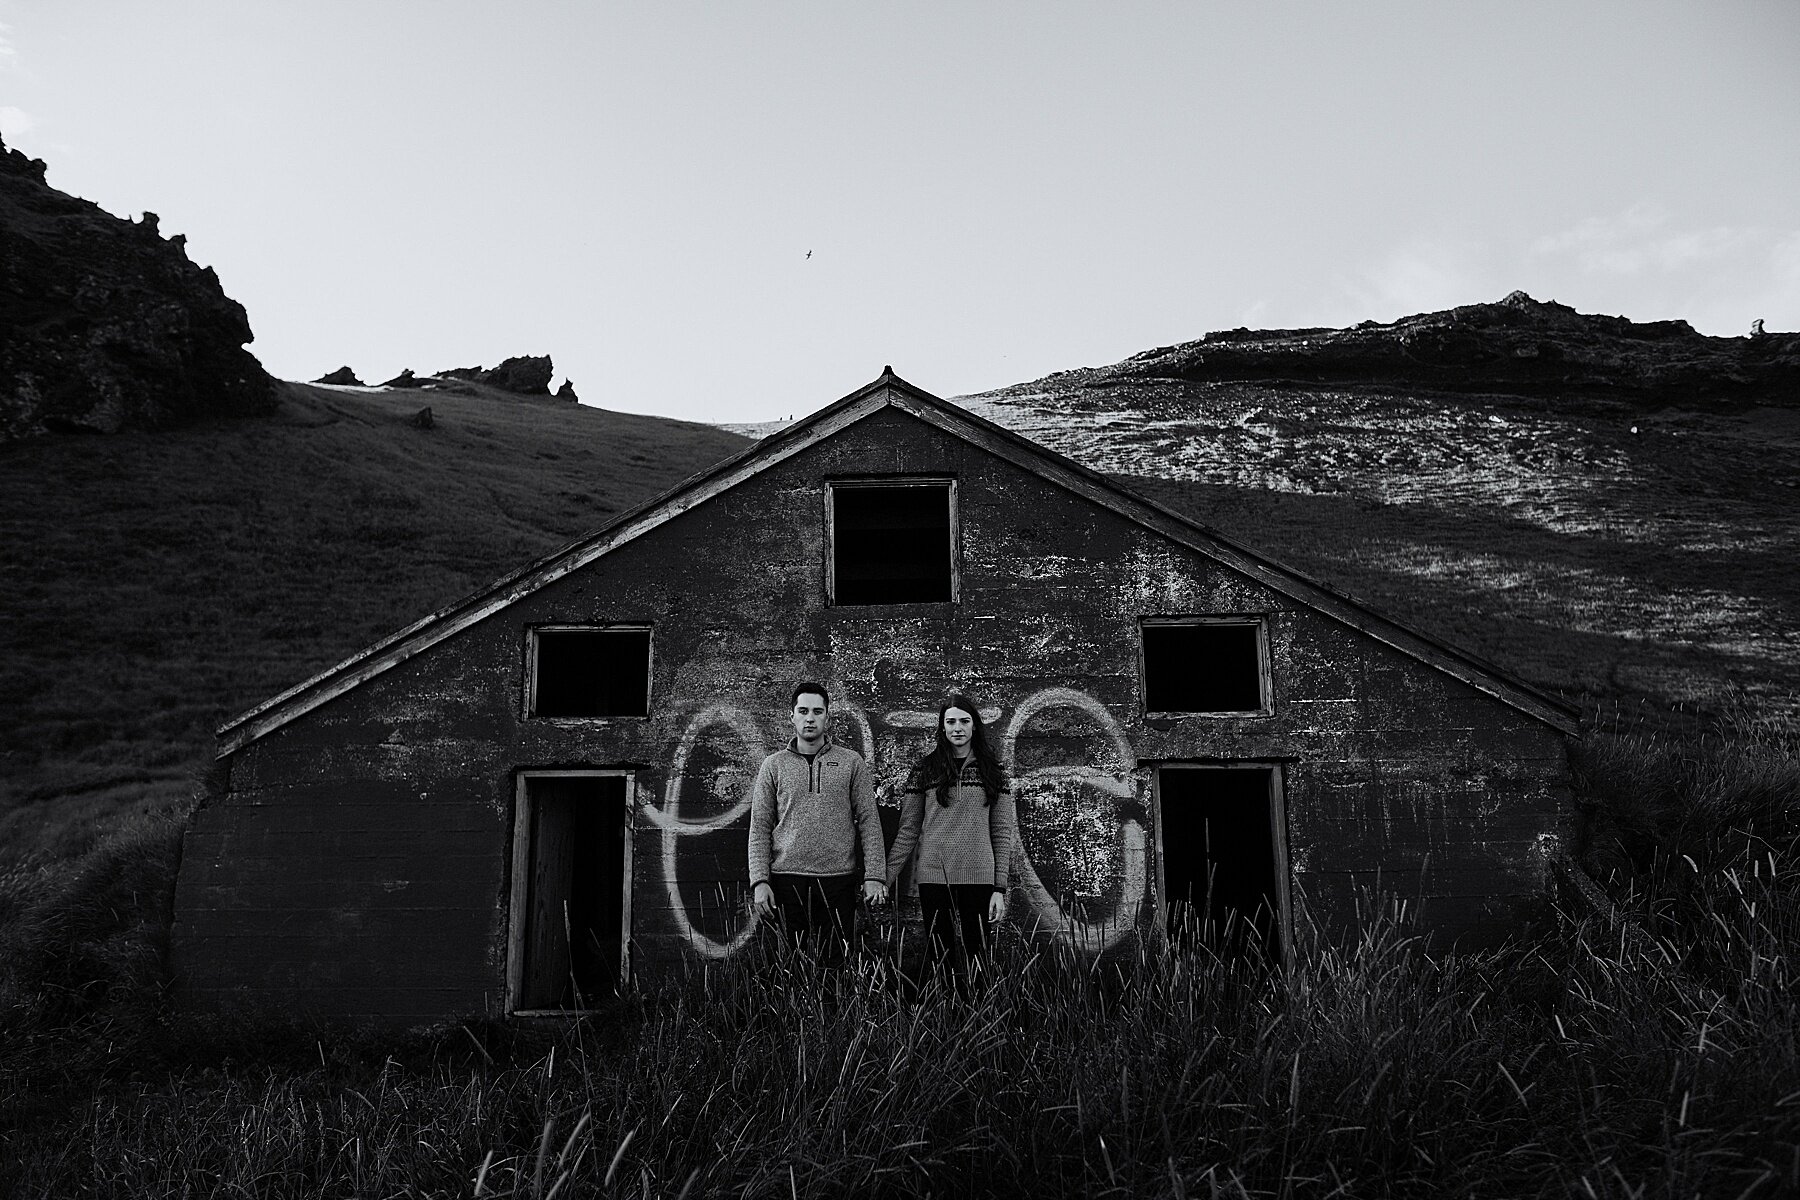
[1141,618,1270,715]
[528,626,651,718]
[827,479,956,605]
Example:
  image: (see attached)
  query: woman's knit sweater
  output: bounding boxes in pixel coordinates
[885,756,1017,890]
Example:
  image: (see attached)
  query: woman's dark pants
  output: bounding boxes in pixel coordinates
[918,883,992,979]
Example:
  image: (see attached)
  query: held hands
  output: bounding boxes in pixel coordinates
[752,880,888,916]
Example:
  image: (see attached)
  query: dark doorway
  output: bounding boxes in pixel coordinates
[512,774,629,1010]
[1156,766,1287,963]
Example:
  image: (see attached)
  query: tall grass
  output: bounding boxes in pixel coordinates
[1577,692,1798,880]
[0,801,187,1023]
[3,703,1796,1197]
[6,899,1795,1198]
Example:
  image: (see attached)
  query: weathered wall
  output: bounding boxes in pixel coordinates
[171,403,1571,1022]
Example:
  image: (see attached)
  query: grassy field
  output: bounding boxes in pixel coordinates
[0,708,1794,1197]
[0,381,748,861]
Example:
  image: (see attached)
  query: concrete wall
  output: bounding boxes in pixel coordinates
[171,403,1571,1022]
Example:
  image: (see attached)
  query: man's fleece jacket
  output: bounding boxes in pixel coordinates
[746,740,885,885]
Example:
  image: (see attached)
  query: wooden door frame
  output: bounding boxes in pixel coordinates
[1149,761,1295,974]
[506,768,636,1015]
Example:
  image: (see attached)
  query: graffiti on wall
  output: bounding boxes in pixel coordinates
[637,687,1147,958]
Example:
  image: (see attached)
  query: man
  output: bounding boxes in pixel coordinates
[747,682,888,959]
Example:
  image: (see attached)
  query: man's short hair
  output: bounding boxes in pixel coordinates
[790,681,831,708]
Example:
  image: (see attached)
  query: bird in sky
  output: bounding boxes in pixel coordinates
[805,249,812,259]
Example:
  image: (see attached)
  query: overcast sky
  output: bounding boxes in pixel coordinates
[4,2,1797,423]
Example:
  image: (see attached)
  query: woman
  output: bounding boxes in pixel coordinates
[885,693,1017,977]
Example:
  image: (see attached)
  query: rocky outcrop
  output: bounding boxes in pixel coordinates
[437,355,554,395]
[0,133,277,440]
[484,355,553,394]
[1114,291,1800,408]
[555,379,578,402]
[380,369,426,389]
[313,366,363,386]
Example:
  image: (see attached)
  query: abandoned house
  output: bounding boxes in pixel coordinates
[170,369,1579,1023]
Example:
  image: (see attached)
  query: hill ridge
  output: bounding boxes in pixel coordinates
[737,294,1797,438]
[1085,290,1800,408]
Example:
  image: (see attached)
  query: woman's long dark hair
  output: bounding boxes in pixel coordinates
[911,692,1008,806]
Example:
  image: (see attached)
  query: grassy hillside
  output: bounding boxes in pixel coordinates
[0,381,748,860]
[962,378,1800,721]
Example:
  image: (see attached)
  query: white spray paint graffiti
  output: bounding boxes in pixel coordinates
[644,688,1150,957]
[648,704,764,958]
[1001,687,1147,952]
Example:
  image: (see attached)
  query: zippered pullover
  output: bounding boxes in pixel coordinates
[747,739,884,885]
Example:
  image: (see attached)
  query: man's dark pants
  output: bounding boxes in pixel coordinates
[770,872,859,963]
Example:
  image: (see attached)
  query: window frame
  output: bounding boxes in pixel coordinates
[506,768,636,1016]
[1137,615,1274,718]
[522,623,654,721]
[823,476,960,607]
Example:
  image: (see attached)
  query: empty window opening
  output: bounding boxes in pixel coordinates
[531,628,651,717]
[1142,621,1266,713]
[512,774,630,1011]
[830,482,953,605]
[1157,766,1287,964]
